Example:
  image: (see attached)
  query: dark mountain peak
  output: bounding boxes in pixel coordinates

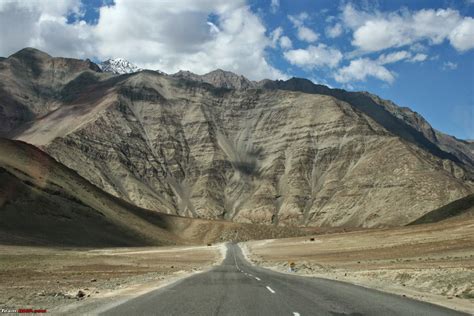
[259,76,332,95]
[9,47,52,61]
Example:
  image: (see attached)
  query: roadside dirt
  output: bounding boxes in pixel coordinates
[243,218,474,314]
[0,244,223,314]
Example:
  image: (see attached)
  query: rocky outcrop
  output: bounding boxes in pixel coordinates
[173,69,255,90]
[1,48,473,228]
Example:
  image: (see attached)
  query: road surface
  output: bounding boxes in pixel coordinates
[101,244,467,316]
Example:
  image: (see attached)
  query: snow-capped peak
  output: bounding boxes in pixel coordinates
[98,58,141,74]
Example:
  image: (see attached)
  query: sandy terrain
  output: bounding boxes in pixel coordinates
[0,244,224,314]
[243,218,474,314]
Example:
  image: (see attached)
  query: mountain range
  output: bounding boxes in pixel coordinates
[0,48,472,233]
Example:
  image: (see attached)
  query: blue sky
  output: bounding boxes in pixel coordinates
[0,0,473,139]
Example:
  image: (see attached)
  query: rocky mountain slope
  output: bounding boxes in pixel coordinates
[99,58,141,74]
[408,193,474,225]
[1,48,473,227]
[0,137,310,246]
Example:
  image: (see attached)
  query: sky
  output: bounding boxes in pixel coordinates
[0,0,473,139]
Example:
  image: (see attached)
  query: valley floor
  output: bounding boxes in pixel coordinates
[243,218,474,314]
[0,244,223,313]
[1,218,472,314]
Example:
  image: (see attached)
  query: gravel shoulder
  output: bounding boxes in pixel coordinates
[242,218,474,314]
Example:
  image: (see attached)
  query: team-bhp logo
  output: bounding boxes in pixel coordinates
[1,308,47,314]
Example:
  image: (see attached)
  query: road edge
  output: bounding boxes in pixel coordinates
[52,243,228,315]
[239,242,472,315]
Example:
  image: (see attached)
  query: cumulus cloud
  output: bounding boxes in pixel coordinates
[341,4,474,53]
[94,0,286,79]
[296,26,319,42]
[0,0,95,58]
[335,58,395,84]
[283,44,342,69]
[325,23,343,38]
[449,17,474,51]
[0,0,285,80]
[288,12,319,43]
[279,36,292,49]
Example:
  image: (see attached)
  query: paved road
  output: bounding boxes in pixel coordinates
[101,244,467,316]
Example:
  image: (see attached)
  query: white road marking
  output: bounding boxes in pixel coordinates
[293,313,301,316]
[255,277,261,281]
[266,286,276,294]
[233,248,240,270]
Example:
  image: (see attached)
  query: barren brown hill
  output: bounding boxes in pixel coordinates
[0,138,311,246]
[1,48,473,227]
[409,193,474,225]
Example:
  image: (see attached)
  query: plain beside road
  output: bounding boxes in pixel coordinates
[0,244,222,313]
[100,244,467,316]
[244,218,474,314]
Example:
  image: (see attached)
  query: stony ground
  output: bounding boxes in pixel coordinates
[0,244,223,313]
[243,218,474,314]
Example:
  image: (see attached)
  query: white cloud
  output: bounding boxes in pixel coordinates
[270,26,292,50]
[341,4,474,53]
[377,50,428,64]
[449,17,474,51]
[0,0,286,80]
[336,49,428,84]
[335,58,395,84]
[297,26,318,42]
[377,50,412,64]
[279,36,292,49]
[270,0,279,13]
[288,12,308,27]
[0,0,95,58]
[409,53,428,62]
[270,26,283,47]
[325,23,343,38]
[442,61,458,70]
[288,12,319,43]
[283,44,342,69]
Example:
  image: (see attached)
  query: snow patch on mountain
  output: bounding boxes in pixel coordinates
[98,58,141,74]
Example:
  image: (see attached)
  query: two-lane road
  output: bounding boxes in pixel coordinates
[101,244,467,316]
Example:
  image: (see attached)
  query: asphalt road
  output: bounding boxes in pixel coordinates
[100,244,467,316]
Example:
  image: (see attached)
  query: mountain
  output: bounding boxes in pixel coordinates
[258,78,474,170]
[408,193,474,225]
[0,137,310,246]
[99,57,141,74]
[173,69,255,89]
[1,48,473,228]
[0,48,103,135]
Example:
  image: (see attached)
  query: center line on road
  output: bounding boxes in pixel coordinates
[266,286,276,294]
